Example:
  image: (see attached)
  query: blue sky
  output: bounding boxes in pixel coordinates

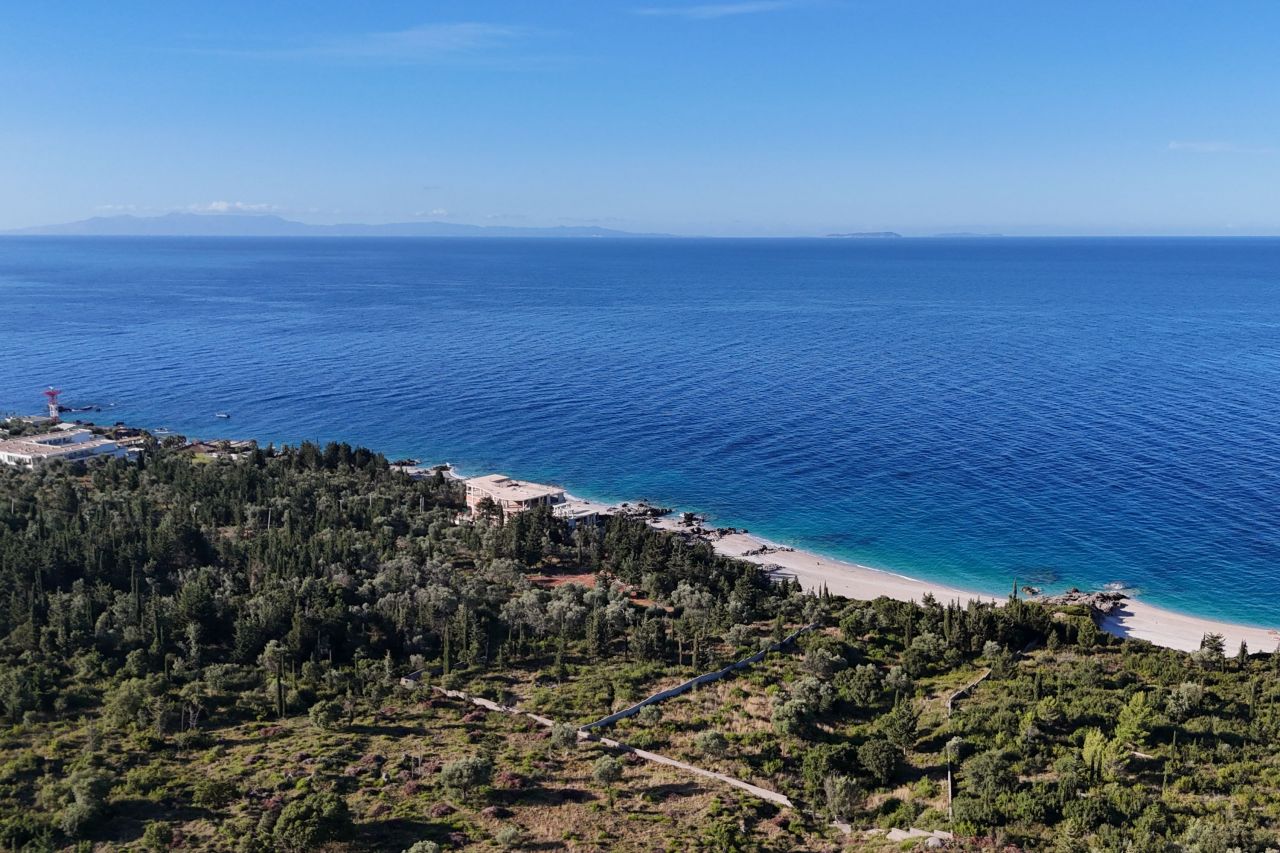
[2,1,1278,235]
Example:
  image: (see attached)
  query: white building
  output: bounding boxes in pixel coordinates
[464,473,603,529]
[0,429,127,467]
[465,474,567,516]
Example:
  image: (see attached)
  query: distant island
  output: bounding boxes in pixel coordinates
[825,231,902,239]
[1,212,674,239]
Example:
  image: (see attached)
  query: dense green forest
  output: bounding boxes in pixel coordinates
[0,433,1277,851]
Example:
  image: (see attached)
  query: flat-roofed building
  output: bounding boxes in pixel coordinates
[553,502,602,528]
[0,428,127,467]
[465,473,566,517]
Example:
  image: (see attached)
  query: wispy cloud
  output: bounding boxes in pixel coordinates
[189,201,281,214]
[414,208,450,218]
[1168,140,1276,155]
[200,23,528,64]
[635,1,801,20]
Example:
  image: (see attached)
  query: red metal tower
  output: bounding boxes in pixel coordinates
[43,388,62,422]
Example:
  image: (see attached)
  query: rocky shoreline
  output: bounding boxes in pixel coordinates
[1036,589,1129,616]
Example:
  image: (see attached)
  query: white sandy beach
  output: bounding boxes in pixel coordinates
[648,516,1280,655]
[467,480,1279,657]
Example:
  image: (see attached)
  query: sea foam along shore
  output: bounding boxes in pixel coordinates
[639,514,1280,655]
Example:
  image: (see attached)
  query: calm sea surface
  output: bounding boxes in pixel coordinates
[2,237,1278,627]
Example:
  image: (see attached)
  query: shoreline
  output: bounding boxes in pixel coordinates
[424,465,1280,656]
[36,420,1278,657]
[652,519,1279,654]
[548,492,1278,656]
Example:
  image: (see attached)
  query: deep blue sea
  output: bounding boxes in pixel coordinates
[2,237,1278,627]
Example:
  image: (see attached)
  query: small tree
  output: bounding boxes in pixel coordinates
[259,640,288,719]
[272,792,352,852]
[883,665,913,699]
[1081,727,1125,781]
[962,749,1014,807]
[695,730,729,757]
[592,755,624,803]
[1115,692,1156,748]
[823,773,863,822]
[474,496,502,524]
[1195,633,1226,671]
[308,699,348,731]
[1166,682,1204,722]
[549,723,579,753]
[440,756,493,802]
[879,699,919,756]
[803,647,846,679]
[59,768,112,838]
[857,738,900,787]
[142,821,174,852]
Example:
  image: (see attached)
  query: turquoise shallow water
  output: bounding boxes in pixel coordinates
[2,236,1279,627]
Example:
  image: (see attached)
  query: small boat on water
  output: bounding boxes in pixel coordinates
[215,412,231,419]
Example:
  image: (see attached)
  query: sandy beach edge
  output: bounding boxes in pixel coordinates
[446,473,1280,657]
[643,510,1279,656]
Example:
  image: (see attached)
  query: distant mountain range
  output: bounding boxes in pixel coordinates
[2,213,673,238]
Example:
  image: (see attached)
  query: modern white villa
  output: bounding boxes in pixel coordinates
[464,473,601,527]
[0,428,127,467]
[465,474,566,515]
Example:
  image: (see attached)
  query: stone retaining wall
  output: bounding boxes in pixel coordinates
[580,623,819,731]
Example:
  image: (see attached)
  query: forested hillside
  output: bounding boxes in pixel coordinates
[0,438,1276,851]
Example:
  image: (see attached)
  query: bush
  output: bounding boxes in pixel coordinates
[308,699,348,731]
[59,768,112,838]
[142,820,174,851]
[549,724,578,752]
[695,730,729,757]
[592,756,623,788]
[403,843,441,853]
[823,773,863,822]
[123,763,172,797]
[495,824,523,848]
[857,738,900,787]
[192,778,238,809]
[637,704,662,724]
[0,813,51,849]
[440,756,492,800]
[271,792,352,852]
[1167,682,1204,721]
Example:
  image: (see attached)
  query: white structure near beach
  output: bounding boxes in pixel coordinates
[0,428,127,467]
[466,474,566,515]
[465,473,601,527]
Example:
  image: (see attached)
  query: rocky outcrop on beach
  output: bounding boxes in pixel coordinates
[615,501,673,519]
[1038,589,1128,615]
[742,544,796,557]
